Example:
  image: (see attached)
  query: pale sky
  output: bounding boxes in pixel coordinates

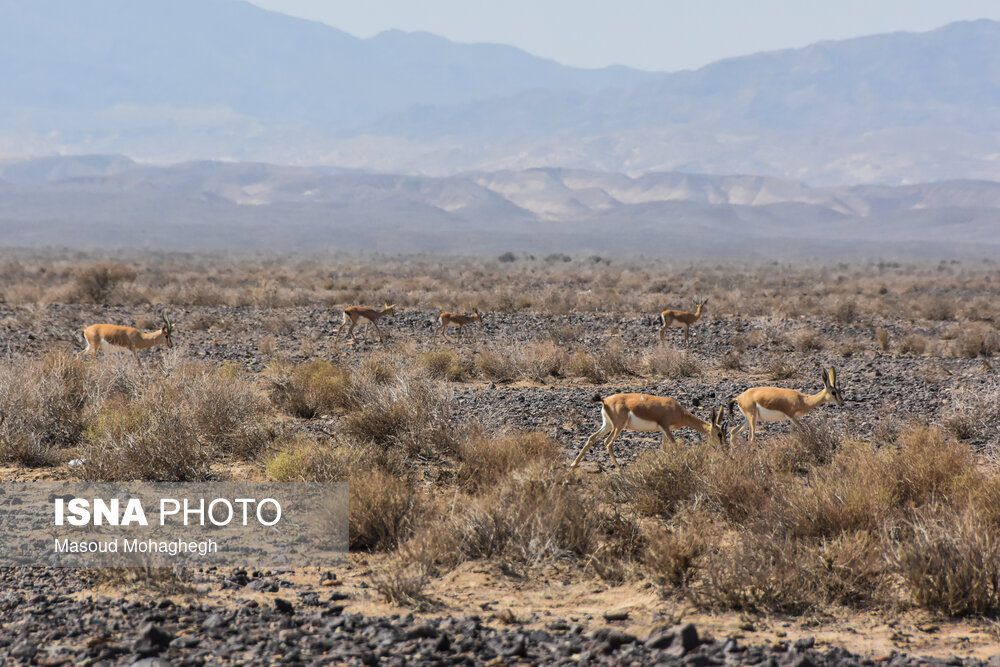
[245,0,1000,72]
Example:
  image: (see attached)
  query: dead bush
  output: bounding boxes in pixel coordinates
[892,507,1000,616]
[611,442,707,519]
[645,518,711,592]
[455,429,561,493]
[875,327,890,351]
[810,530,887,607]
[899,333,927,355]
[416,348,472,381]
[475,348,522,383]
[952,323,999,358]
[350,468,419,551]
[567,351,605,383]
[793,330,825,352]
[185,362,275,459]
[643,346,702,378]
[521,341,568,382]
[372,561,437,610]
[74,263,136,304]
[265,359,351,418]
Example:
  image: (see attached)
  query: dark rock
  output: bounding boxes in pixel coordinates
[133,623,173,656]
[273,598,294,614]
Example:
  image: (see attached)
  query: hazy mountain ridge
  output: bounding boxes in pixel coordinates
[0,156,997,257]
[1,1,998,184]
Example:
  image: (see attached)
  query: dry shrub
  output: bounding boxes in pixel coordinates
[893,424,974,506]
[952,323,999,358]
[341,372,454,459]
[612,442,707,519]
[942,388,1000,443]
[475,348,522,383]
[694,532,817,614]
[79,394,210,481]
[350,468,419,551]
[567,351,604,383]
[596,339,634,378]
[766,420,840,474]
[766,440,899,539]
[416,348,472,381]
[0,351,90,465]
[266,436,406,482]
[643,346,702,378]
[455,430,561,493]
[521,341,568,383]
[372,561,437,610]
[761,357,799,380]
[454,464,600,566]
[793,330,825,352]
[920,296,956,321]
[892,507,1000,616]
[265,359,351,418]
[718,350,744,371]
[645,517,712,592]
[899,333,927,355]
[811,530,887,607]
[549,325,583,344]
[185,362,274,459]
[262,314,294,334]
[74,262,136,304]
[875,327,890,351]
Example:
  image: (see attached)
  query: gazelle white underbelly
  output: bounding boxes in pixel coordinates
[754,405,790,422]
[626,413,662,432]
[356,316,373,324]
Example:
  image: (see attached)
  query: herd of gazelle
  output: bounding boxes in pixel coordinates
[78,298,845,470]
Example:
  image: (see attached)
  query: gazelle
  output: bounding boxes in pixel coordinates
[727,367,844,444]
[571,392,727,471]
[81,312,173,367]
[659,298,707,346]
[336,303,396,343]
[433,308,482,343]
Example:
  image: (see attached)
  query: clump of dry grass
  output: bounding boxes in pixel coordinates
[643,346,702,378]
[793,329,825,352]
[350,468,419,551]
[521,341,568,383]
[475,348,522,383]
[891,507,1000,616]
[416,348,472,381]
[875,327,890,351]
[74,262,136,304]
[899,333,928,355]
[455,429,561,492]
[264,359,351,418]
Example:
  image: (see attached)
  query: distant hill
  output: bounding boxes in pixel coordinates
[0,156,997,258]
[1,1,999,185]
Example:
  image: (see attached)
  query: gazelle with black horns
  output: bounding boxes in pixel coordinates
[571,392,727,471]
[727,367,844,444]
[433,309,482,343]
[658,298,707,346]
[81,312,174,367]
[336,303,396,344]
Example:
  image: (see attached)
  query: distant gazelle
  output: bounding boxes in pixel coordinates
[81,312,173,367]
[659,298,707,346]
[571,392,727,471]
[336,303,396,344]
[727,367,844,444]
[433,309,482,343]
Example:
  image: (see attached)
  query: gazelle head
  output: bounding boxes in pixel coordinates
[161,311,174,348]
[695,297,708,314]
[473,308,482,322]
[822,367,843,407]
[707,405,727,446]
[383,302,397,317]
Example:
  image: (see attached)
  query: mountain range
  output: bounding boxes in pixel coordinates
[1,156,997,257]
[1,0,999,186]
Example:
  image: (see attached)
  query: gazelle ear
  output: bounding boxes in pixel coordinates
[828,367,837,387]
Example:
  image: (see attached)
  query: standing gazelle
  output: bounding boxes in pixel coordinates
[727,367,844,444]
[81,312,173,367]
[336,303,396,344]
[571,392,727,471]
[433,309,482,343]
[659,298,707,346]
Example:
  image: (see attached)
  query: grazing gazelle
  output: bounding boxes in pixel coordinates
[336,303,396,344]
[658,298,708,346]
[433,308,482,343]
[571,392,727,471]
[81,312,173,367]
[727,367,844,444]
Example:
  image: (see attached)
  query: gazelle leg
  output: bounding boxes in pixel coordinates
[660,427,676,446]
[748,413,758,444]
[371,322,384,342]
[572,422,612,468]
[658,324,667,343]
[604,428,624,470]
[684,325,690,346]
[348,321,358,343]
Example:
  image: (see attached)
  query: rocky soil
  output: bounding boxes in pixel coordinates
[1,302,998,664]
